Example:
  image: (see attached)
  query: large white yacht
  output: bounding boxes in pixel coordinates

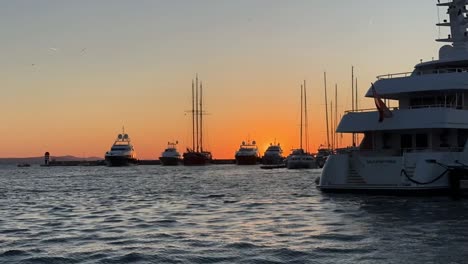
[235,140,260,165]
[159,141,181,166]
[318,0,468,196]
[262,142,285,165]
[105,131,138,167]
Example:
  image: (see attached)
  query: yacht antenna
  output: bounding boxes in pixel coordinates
[323,72,330,149]
[436,0,468,56]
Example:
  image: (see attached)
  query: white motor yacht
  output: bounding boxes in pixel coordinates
[318,0,468,197]
[105,131,137,166]
[159,141,181,166]
[235,140,260,165]
[262,142,285,165]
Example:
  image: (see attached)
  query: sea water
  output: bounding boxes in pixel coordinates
[0,165,467,264]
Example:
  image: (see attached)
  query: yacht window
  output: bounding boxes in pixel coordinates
[439,130,450,147]
[382,133,391,149]
[401,134,412,150]
[457,130,468,148]
[415,134,428,148]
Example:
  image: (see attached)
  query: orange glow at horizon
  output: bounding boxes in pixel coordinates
[2,1,431,159]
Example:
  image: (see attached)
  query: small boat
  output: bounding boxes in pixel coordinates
[17,163,31,167]
[235,140,260,165]
[262,142,285,165]
[104,129,138,167]
[159,141,181,166]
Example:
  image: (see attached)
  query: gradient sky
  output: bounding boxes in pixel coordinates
[0,1,446,159]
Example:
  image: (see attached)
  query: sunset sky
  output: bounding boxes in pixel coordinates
[1,1,445,159]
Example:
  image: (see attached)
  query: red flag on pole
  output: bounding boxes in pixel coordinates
[371,83,392,122]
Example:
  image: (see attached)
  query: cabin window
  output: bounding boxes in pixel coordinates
[458,130,468,148]
[415,134,428,148]
[440,130,450,147]
[401,134,412,149]
[382,133,391,149]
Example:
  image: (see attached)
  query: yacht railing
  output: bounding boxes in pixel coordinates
[344,107,398,113]
[376,72,412,80]
[402,147,464,153]
[377,68,468,80]
[338,147,463,156]
[344,104,466,113]
[408,104,464,109]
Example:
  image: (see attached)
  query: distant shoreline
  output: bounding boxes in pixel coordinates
[1,156,237,166]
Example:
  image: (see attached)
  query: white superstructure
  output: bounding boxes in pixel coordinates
[235,140,260,165]
[105,130,137,166]
[318,0,468,195]
[159,141,181,166]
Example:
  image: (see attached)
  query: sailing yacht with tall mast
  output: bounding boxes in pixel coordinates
[183,75,212,166]
[287,80,316,169]
[318,0,468,196]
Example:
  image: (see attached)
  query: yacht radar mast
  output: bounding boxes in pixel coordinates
[436,0,468,59]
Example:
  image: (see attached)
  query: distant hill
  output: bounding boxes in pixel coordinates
[0,156,103,165]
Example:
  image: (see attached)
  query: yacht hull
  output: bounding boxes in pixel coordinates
[317,185,468,196]
[318,152,468,197]
[287,160,316,169]
[105,155,138,167]
[262,155,284,165]
[235,155,258,165]
[159,157,180,166]
[183,152,210,166]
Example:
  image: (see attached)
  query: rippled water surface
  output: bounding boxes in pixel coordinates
[1,165,468,263]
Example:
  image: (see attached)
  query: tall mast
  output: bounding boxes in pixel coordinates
[335,84,338,150]
[300,84,303,150]
[195,74,199,152]
[191,79,195,151]
[351,66,355,147]
[304,80,309,153]
[324,72,330,149]
[200,81,203,152]
[330,100,334,151]
[355,77,358,145]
